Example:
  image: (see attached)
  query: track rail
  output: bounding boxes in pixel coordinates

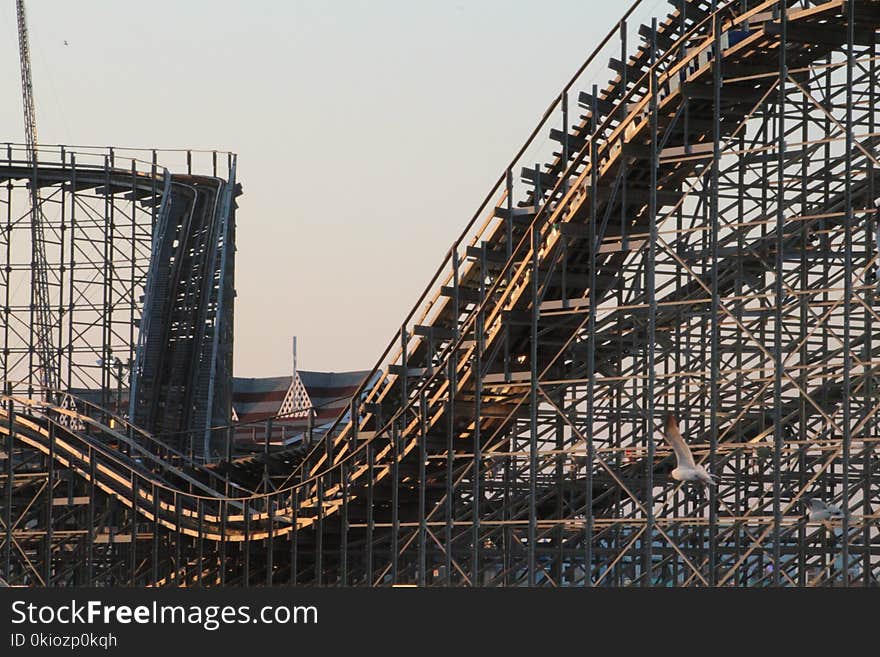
[4,0,879,586]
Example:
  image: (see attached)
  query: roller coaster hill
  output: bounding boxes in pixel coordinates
[3,0,880,587]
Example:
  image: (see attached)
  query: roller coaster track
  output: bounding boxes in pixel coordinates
[130,167,238,460]
[0,152,237,458]
[4,0,880,586]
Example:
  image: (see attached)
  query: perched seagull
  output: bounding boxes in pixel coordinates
[805,497,844,524]
[661,414,716,488]
[63,40,68,46]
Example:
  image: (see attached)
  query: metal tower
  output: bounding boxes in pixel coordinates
[15,0,56,396]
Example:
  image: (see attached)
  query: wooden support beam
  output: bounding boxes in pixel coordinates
[493,205,537,221]
[540,297,591,313]
[466,246,507,263]
[413,325,455,340]
[549,129,587,152]
[440,286,480,303]
[578,90,615,115]
[682,82,768,104]
[765,20,877,47]
[659,142,715,160]
[389,365,435,378]
[52,496,89,506]
[484,371,532,384]
[520,166,558,191]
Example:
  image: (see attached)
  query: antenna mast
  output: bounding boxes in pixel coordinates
[16,0,56,396]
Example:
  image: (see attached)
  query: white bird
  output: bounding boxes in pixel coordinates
[805,497,843,523]
[661,414,715,487]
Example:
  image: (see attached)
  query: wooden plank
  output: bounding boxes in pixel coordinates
[549,129,587,152]
[577,90,615,114]
[92,533,152,544]
[747,11,774,24]
[413,324,454,340]
[388,364,435,378]
[659,142,714,160]
[540,297,591,313]
[52,496,90,506]
[494,205,536,220]
[598,238,646,254]
[440,286,481,303]
[466,246,507,263]
[520,166,558,190]
[453,401,524,419]
[484,371,532,384]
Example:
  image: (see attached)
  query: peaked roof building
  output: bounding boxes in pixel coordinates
[231,369,371,450]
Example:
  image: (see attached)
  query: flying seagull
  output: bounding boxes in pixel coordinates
[661,414,715,487]
[805,497,844,524]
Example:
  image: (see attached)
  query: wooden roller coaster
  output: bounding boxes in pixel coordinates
[2,0,879,587]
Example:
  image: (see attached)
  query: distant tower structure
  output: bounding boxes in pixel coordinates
[16,0,56,397]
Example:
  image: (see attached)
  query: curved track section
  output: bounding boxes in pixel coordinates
[4,0,880,587]
[130,168,239,461]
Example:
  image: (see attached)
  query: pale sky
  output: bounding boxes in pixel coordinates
[0,1,647,377]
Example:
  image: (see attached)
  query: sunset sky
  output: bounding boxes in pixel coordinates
[0,0,638,376]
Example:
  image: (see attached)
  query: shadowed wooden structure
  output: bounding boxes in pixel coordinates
[2,0,879,587]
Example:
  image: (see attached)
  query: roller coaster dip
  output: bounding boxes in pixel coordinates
[2,0,879,587]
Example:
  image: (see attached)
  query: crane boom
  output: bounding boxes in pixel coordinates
[16,0,56,395]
